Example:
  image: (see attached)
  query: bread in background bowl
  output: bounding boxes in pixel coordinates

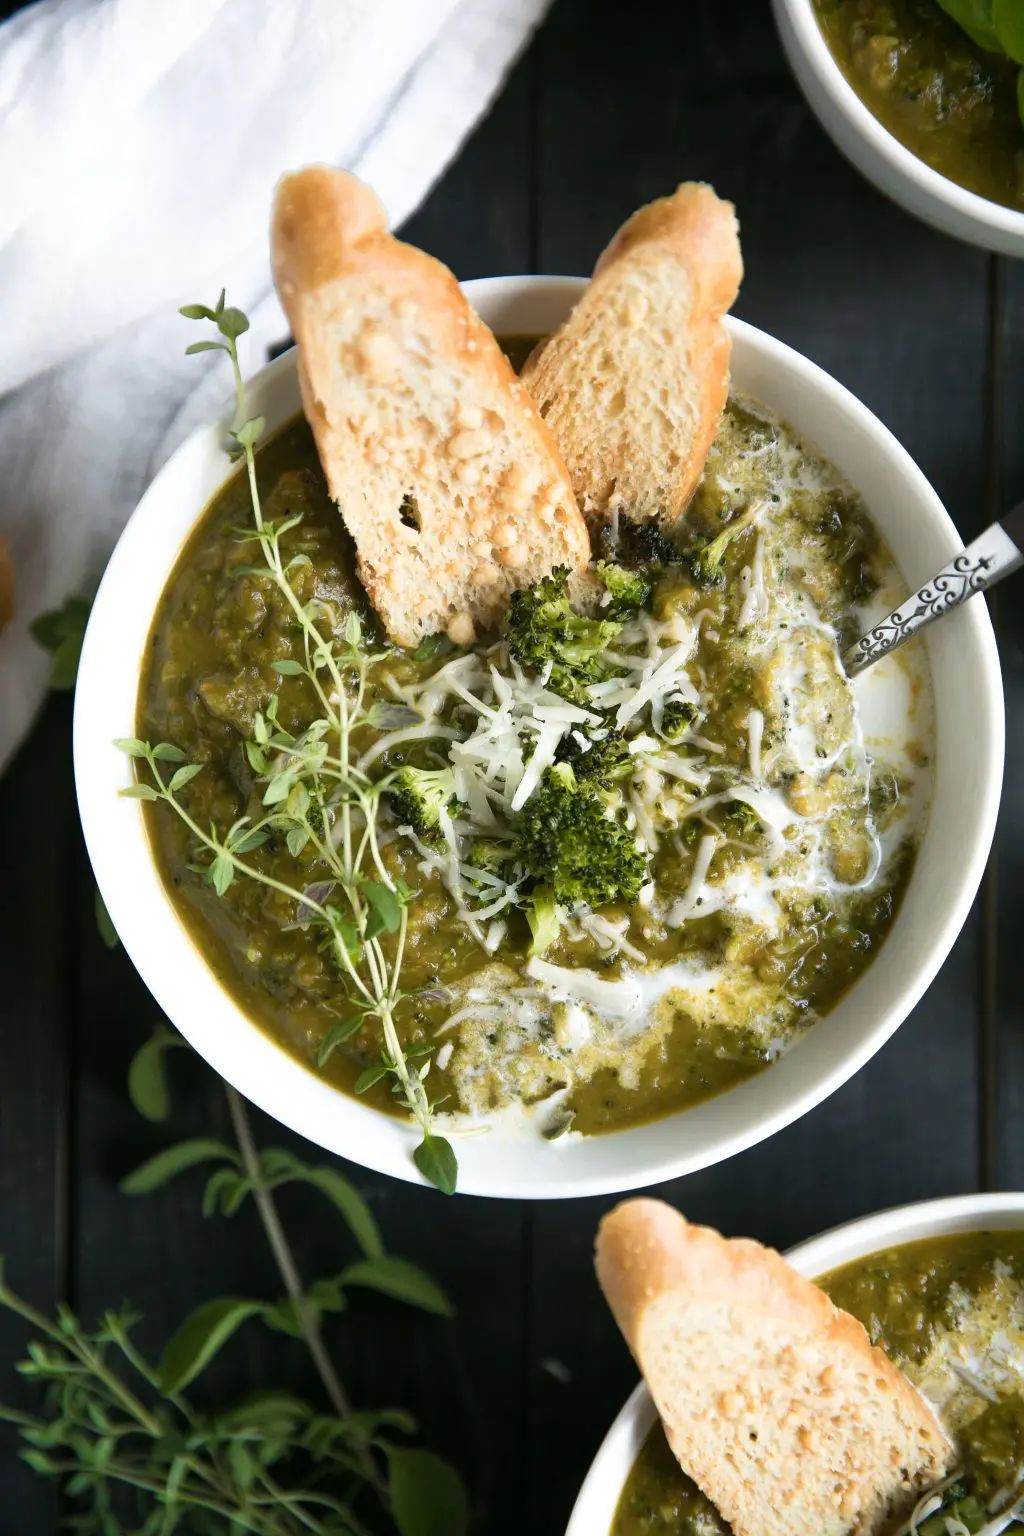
[567,1193,1024,1534]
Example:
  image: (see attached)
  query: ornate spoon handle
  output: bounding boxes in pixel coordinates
[843,501,1024,678]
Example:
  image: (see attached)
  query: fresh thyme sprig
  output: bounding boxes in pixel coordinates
[117,293,457,1194]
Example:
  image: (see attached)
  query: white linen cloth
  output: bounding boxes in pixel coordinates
[0,0,548,772]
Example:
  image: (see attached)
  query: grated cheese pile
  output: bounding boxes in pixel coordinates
[370,394,933,1135]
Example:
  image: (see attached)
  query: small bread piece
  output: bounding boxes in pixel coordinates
[596,1200,951,1536]
[271,167,589,648]
[521,184,742,526]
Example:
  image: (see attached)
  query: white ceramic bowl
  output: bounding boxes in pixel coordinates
[74,275,1003,1199]
[772,0,1024,256]
[566,1192,1024,1534]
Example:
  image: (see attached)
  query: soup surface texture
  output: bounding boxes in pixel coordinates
[612,1230,1024,1535]
[813,0,1024,210]
[140,372,931,1141]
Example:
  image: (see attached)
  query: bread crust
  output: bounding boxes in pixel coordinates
[271,167,589,647]
[596,1199,951,1536]
[522,183,742,526]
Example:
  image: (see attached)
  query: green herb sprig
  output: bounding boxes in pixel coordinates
[118,293,457,1194]
[0,1028,467,1536]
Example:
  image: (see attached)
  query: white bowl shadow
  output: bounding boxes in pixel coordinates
[565,1192,1024,1534]
[74,276,1002,1199]
[771,0,1024,256]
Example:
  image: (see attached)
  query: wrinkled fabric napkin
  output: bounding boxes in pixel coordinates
[0,0,548,773]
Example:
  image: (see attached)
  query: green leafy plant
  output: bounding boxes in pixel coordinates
[117,294,457,1194]
[937,0,1024,123]
[0,1027,466,1535]
[30,594,91,690]
[29,599,121,955]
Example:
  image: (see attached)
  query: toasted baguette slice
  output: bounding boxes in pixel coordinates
[596,1200,951,1536]
[521,183,742,526]
[271,167,589,648]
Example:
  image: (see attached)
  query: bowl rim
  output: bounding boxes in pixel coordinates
[74,273,1003,1200]
[564,1191,1024,1536]
[771,0,1024,250]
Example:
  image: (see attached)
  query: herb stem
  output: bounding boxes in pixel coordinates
[224,1087,386,1501]
[224,1088,349,1418]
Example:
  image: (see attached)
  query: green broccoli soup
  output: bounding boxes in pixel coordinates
[138,374,931,1141]
[812,0,1024,211]
[613,1230,1024,1536]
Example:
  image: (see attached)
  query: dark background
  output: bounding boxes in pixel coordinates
[2,1,1022,1531]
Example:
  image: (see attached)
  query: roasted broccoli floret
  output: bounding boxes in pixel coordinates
[723,798,761,839]
[598,518,682,568]
[387,765,457,844]
[515,762,648,910]
[557,727,633,785]
[658,700,698,742]
[506,566,621,702]
[595,560,652,617]
[686,501,762,589]
[466,838,515,877]
[526,885,562,957]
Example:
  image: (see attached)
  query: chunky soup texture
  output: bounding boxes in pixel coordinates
[813,0,1024,210]
[140,376,930,1139]
[613,1231,1024,1536]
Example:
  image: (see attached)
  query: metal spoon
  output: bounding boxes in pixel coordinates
[843,501,1024,677]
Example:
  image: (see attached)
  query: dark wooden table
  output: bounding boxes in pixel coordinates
[2,2,1021,1531]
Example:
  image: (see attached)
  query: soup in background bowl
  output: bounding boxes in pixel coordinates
[567,1193,1024,1535]
[73,276,1002,1198]
[772,0,1024,254]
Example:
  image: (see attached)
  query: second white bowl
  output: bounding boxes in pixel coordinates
[772,0,1024,256]
[566,1192,1024,1534]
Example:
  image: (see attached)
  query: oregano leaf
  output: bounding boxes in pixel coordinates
[157,1297,264,1393]
[317,1016,363,1067]
[413,1134,458,1196]
[355,1064,388,1094]
[168,764,203,793]
[363,881,403,934]
[994,0,1024,60]
[94,887,119,950]
[234,414,265,451]
[340,1255,453,1316]
[121,1139,239,1195]
[217,306,250,340]
[299,1167,383,1259]
[127,1026,185,1122]
[389,1448,469,1536]
[119,783,158,801]
[936,0,1000,49]
[209,854,234,897]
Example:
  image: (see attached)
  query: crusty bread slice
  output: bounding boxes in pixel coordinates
[271,167,589,648]
[596,1199,951,1536]
[521,183,742,526]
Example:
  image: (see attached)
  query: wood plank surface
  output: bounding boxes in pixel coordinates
[0,2,1010,1533]
[526,3,992,1527]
